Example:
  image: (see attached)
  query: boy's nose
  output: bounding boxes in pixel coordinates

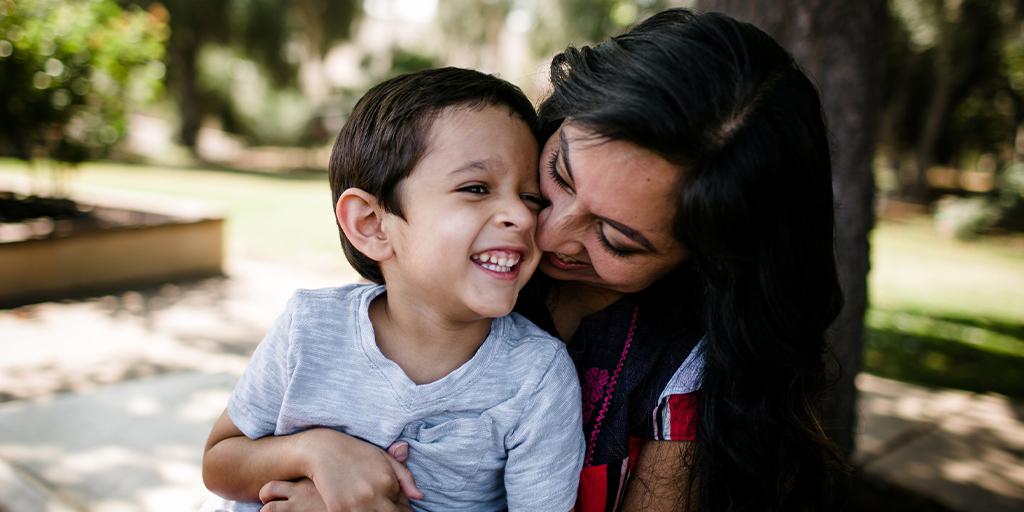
[496,198,535,231]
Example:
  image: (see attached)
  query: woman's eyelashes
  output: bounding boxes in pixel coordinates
[597,224,635,257]
[546,150,573,193]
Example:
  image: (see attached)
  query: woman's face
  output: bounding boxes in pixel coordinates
[536,122,688,295]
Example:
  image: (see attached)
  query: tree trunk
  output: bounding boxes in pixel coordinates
[912,0,959,201]
[168,28,202,151]
[697,0,887,459]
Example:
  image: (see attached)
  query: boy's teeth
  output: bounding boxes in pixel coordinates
[473,250,521,267]
[481,263,512,272]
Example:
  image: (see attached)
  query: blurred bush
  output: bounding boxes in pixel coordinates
[0,0,167,164]
[934,160,1024,238]
[198,46,315,146]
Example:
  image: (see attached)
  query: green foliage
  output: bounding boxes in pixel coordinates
[0,0,167,163]
[386,47,439,78]
[885,0,1024,189]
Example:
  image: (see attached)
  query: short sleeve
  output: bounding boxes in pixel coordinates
[227,296,296,439]
[652,338,704,441]
[504,345,585,512]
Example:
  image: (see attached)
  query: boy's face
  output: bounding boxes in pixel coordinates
[381,105,542,321]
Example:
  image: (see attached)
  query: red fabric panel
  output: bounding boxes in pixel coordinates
[667,393,698,440]
[577,464,609,512]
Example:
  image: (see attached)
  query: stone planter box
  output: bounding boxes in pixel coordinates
[0,190,224,306]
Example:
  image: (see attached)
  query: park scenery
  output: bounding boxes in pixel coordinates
[0,1,1022,511]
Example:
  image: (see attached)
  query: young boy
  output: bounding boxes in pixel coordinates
[201,67,584,511]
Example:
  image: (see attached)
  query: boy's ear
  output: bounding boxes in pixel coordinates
[336,188,393,263]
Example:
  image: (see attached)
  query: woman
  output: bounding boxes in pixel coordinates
[522,8,843,510]
[214,8,843,511]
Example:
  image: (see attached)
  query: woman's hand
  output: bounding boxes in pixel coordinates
[259,478,326,512]
[299,431,422,512]
[258,477,413,512]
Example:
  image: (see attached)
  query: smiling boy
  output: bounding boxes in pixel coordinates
[201,67,584,512]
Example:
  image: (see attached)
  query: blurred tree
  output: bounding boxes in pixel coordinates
[698,0,889,469]
[0,0,167,171]
[435,0,672,72]
[436,0,514,70]
[884,0,1024,201]
[530,0,671,57]
[127,0,360,150]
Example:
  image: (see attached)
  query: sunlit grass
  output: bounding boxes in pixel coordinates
[867,216,1023,395]
[3,159,1022,395]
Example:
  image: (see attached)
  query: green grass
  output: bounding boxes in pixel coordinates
[867,217,1024,396]
[3,159,1023,395]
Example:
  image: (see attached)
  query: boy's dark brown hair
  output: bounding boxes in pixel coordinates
[329,67,538,283]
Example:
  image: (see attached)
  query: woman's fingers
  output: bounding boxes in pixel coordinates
[259,479,328,512]
[259,480,295,503]
[386,457,423,500]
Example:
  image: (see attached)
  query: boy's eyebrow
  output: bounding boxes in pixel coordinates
[448,159,494,176]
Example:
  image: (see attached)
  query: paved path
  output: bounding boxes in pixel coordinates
[0,260,1021,511]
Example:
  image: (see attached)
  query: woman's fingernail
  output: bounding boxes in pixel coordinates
[394,442,409,461]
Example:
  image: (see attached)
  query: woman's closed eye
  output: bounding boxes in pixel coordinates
[598,223,640,257]
[546,150,573,193]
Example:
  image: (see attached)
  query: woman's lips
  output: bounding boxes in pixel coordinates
[543,252,591,271]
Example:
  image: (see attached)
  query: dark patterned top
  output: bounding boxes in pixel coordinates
[515,265,706,512]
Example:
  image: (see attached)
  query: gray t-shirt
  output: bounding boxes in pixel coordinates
[215,284,584,512]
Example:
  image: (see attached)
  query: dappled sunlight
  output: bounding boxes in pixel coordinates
[0,374,235,509]
[857,375,1024,509]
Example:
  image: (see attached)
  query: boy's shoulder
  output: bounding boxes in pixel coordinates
[494,312,572,369]
[286,283,381,313]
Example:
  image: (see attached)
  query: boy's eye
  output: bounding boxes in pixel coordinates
[458,184,489,194]
[520,193,548,210]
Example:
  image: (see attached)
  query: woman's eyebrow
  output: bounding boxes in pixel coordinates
[600,217,656,251]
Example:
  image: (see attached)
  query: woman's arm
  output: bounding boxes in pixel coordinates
[202,409,421,510]
[619,440,697,512]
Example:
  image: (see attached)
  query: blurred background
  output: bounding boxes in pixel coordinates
[0,0,1021,511]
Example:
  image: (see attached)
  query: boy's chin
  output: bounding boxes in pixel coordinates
[466,299,516,320]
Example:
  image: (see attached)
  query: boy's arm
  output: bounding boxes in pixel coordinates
[202,409,421,509]
[504,347,585,512]
[202,409,307,500]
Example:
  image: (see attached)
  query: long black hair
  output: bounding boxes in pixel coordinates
[538,9,844,511]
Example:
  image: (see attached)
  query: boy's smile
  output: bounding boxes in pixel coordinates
[379,105,541,322]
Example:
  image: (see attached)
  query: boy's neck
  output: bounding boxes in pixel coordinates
[367,286,493,385]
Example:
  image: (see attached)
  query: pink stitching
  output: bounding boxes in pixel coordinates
[584,306,639,466]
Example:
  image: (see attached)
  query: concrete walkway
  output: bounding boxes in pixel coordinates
[0,259,1021,511]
